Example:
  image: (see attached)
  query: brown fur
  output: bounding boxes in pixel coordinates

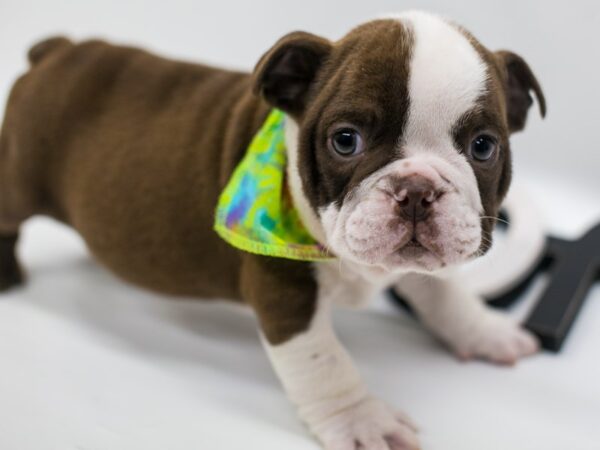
[0,37,318,344]
[452,30,546,250]
[0,233,22,290]
[293,20,415,210]
[1,38,257,298]
[0,20,544,345]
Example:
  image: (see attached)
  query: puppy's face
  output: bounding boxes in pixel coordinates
[254,11,545,273]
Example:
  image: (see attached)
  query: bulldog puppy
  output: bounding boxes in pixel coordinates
[0,11,545,450]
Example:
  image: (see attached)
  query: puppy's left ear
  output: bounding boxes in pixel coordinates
[495,51,547,133]
[253,31,332,116]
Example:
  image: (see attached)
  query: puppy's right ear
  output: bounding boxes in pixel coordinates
[252,32,332,116]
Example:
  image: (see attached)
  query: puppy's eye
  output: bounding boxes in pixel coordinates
[329,128,363,156]
[469,134,497,161]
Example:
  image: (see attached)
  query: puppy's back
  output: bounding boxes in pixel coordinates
[1,37,267,299]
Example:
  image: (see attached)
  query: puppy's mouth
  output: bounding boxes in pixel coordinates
[405,236,424,248]
[381,231,445,272]
[394,231,436,258]
[392,225,431,248]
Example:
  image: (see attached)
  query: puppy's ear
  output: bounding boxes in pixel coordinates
[253,31,332,115]
[495,51,546,133]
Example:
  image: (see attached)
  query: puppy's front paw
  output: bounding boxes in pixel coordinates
[452,310,539,365]
[314,398,420,450]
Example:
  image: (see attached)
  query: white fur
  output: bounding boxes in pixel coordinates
[394,272,539,364]
[318,154,482,274]
[397,11,488,151]
[285,118,328,245]
[461,182,547,298]
[398,10,487,214]
[262,293,419,450]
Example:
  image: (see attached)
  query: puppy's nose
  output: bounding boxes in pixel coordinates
[395,177,438,222]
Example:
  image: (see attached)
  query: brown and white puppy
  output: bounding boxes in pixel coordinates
[0,11,545,450]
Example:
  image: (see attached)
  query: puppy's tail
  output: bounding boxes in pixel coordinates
[28,36,72,65]
[461,182,546,299]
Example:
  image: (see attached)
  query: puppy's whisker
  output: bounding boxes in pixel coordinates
[479,235,494,246]
[480,215,511,226]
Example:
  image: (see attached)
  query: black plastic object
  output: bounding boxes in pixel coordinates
[387,222,600,353]
[524,224,600,350]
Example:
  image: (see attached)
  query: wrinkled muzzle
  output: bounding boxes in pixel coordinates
[320,155,483,272]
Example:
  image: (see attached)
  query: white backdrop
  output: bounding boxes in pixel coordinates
[1,0,600,190]
[0,1,599,450]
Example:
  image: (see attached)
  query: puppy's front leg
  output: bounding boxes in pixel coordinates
[395,272,539,365]
[242,256,418,450]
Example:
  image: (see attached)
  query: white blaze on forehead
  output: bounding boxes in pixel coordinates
[396,11,488,148]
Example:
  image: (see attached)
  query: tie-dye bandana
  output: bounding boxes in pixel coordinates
[214,109,332,262]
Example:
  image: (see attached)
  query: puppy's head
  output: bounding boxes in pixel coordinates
[253,11,545,273]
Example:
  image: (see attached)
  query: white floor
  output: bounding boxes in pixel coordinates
[0,172,598,450]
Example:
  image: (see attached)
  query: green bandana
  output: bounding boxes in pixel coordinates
[214,109,332,261]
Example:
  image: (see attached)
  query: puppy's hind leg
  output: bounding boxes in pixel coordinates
[0,170,27,291]
[0,132,32,292]
[0,233,23,291]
